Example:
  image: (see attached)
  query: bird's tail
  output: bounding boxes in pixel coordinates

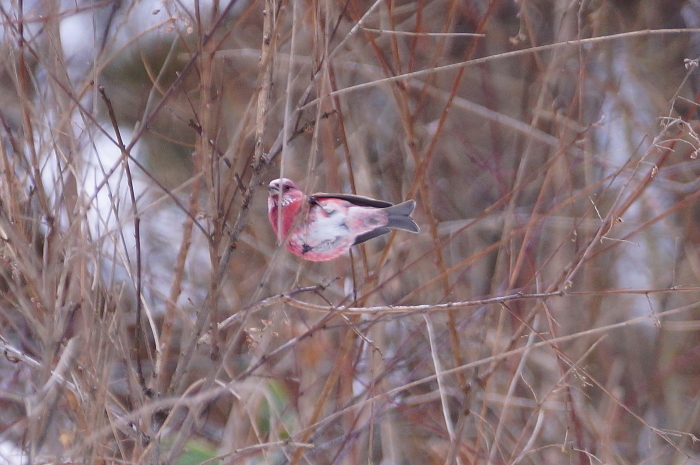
[384,200,420,233]
[352,199,419,246]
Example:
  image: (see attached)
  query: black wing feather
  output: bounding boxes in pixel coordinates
[353,227,391,245]
[309,193,393,208]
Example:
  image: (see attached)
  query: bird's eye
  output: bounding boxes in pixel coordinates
[284,185,292,190]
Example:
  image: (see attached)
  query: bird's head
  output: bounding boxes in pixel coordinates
[267,178,303,208]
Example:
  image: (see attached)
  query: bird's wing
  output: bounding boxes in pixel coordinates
[353,227,391,245]
[309,193,393,209]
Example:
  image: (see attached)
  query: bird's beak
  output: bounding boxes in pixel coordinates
[268,185,279,195]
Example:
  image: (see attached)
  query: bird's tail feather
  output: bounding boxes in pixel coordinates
[352,200,419,246]
[384,200,419,233]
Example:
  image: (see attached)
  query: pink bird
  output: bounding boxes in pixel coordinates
[267,178,419,261]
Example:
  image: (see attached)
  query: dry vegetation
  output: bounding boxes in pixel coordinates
[3,0,700,463]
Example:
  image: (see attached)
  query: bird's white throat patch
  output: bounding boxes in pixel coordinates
[269,194,295,208]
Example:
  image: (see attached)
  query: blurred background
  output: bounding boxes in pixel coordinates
[2,0,700,463]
